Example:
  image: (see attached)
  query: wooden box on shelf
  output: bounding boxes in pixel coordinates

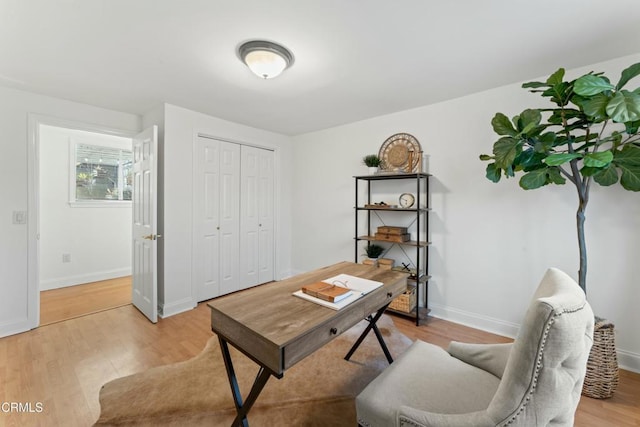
[375,226,410,242]
[388,286,416,313]
[378,258,394,270]
[374,232,410,242]
[377,226,408,235]
[362,258,378,266]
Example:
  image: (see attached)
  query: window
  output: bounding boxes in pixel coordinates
[71,143,133,205]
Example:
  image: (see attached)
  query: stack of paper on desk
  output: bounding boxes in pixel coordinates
[293,274,383,310]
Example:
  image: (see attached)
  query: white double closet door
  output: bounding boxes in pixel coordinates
[193,136,274,302]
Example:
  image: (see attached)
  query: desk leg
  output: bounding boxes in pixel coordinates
[344,304,393,364]
[218,336,273,427]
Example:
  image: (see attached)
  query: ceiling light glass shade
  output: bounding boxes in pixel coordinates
[238,40,294,79]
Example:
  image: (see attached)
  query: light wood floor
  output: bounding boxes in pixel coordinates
[40,277,132,326]
[1,296,638,426]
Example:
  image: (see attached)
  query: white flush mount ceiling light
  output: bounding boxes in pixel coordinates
[238,40,294,79]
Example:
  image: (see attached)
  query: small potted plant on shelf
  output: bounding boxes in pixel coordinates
[362,243,385,266]
[362,154,383,174]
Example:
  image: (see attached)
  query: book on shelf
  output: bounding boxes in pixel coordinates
[301,281,353,303]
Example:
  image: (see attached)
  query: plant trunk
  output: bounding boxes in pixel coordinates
[576,206,587,293]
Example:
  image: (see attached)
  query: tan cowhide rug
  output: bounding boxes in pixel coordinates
[94,314,412,426]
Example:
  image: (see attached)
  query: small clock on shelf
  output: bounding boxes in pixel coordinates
[399,193,415,208]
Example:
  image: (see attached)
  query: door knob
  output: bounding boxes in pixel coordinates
[142,234,161,240]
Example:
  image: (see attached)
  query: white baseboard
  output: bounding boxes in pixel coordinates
[0,316,32,339]
[40,268,131,291]
[617,349,640,374]
[429,303,520,339]
[278,269,296,280]
[158,297,196,318]
[430,303,640,374]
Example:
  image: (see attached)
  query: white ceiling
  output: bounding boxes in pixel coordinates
[2,0,640,136]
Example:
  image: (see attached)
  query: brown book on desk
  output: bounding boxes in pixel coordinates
[301,282,353,303]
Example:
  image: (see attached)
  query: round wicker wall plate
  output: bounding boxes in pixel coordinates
[379,133,422,172]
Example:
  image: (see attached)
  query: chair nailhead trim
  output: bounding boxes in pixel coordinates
[501,303,585,426]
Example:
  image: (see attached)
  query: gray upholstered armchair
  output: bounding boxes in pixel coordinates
[356,268,594,427]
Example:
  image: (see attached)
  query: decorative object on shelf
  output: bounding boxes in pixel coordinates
[377,258,394,270]
[364,202,397,209]
[375,226,410,242]
[480,62,640,399]
[378,133,422,173]
[362,154,383,174]
[363,243,385,260]
[388,287,416,313]
[398,192,415,208]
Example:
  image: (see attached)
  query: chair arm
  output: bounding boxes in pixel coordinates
[447,342,512,379]
[398,406,494,427]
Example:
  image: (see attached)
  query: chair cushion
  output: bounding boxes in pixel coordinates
[356,340,500,427]
[448,342,512,379]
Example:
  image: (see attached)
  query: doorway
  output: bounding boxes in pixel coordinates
[40,276,131,325]
[36,121,134,324]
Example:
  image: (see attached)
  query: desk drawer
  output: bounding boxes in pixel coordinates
[283,306,364,370]
[363,279,407,314]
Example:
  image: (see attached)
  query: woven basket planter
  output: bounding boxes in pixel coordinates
[581,319,619,399]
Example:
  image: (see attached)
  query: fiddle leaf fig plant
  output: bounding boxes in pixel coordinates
[480,62,640,292]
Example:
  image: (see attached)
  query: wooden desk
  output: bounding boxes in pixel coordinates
[208,261,407,426]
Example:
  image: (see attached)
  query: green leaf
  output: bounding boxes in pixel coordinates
[612,145,640,190]
[519,168,548,189]
[593,164,619,186]
[574,75,614,96]
[616,62,640,90]
[614,144,640,165]
[625,120,640,134]
[521,122,537,135]
[493,137,521,169]
[606,90,640,123]
[580,166,600,177]
[583,151,614,168]
[491,113,517,136]
[516,109,541,135]
[618,163,640,191]
[522,81,549,89]
[544,153,581,166]
[547,167,566,185]
[517,149,546,171]
[485,163,501,183]
[479,154,493,161]
[533,132,557,153]
[546,68,565,86]
[581,93,610,119]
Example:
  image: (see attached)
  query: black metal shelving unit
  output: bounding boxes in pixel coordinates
[354,173,431,326]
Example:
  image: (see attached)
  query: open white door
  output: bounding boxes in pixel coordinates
[132,126,158,323]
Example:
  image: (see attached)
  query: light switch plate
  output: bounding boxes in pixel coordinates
[12,211,27,224]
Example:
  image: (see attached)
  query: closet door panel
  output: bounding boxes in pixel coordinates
[257,150,274,283]
[194,139,221,301]
[240,147,260,288]
[219,142,240,295]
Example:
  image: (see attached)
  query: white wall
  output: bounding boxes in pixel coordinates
[144,103,293,318]
[39,125,132,290]
[291,53,640,372]
[0,86,139,337]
